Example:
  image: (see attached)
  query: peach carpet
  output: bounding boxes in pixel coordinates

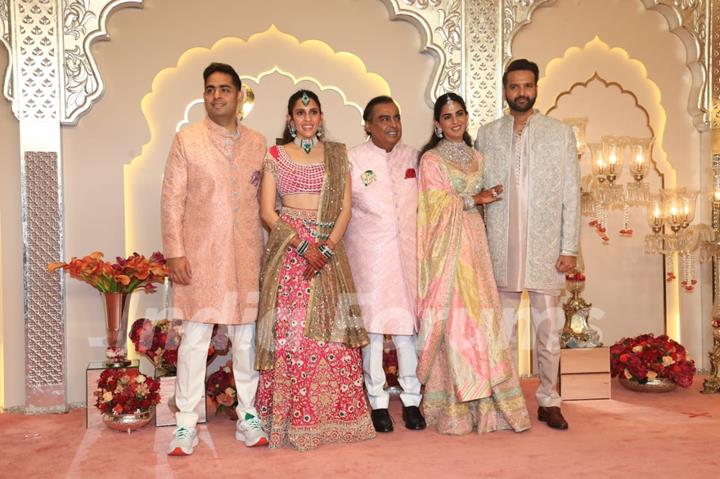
[1,377,718,479]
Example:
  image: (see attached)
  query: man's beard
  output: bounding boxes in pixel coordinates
[506,95,536,113]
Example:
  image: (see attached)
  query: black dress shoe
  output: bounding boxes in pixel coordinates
[370,408,393,432]
[402,406,427,430]
[537,406,569,430]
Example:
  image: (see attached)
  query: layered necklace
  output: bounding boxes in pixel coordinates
[436,139,473,170]
[294,136,318,154]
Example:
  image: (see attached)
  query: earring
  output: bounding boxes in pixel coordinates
[289,123,297,138]
[434,126,443,138]
[316,124,323,137]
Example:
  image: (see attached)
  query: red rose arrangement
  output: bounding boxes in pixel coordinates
[129,318,231,374]
[565,271,586,281]
[610,333,696,388]
[206,361,238,420]
[95,368,161,415]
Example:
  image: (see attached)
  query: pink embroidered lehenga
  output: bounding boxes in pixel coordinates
[255,143,375,451]
[416,140,531,435]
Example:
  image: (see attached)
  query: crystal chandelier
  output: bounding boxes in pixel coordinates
[565,117,654,243]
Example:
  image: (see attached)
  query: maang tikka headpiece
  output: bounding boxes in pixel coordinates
[301,91,311,106]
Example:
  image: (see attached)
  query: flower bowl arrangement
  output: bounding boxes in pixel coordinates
[95,368,161,432]
[610,333,696,390]
[206,361,238,420]
[49,251,168,366]
[564,271,586,295]
[129,318,231,375]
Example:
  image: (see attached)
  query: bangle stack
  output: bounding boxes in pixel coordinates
[462,195,476,210]
[295,240,310,256]
[318,244,335,259]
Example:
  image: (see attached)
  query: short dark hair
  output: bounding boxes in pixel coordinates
[203,62,242,90]
[502,59,539,86]
[363,95,396,122]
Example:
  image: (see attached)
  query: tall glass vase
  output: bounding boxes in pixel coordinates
[102,292,132,367]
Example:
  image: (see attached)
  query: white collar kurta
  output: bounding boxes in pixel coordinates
[344,140,419,335]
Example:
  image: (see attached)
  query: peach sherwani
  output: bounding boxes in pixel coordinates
[161,118,266,325]
[345,141,418,335]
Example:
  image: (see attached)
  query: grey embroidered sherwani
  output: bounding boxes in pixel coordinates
[475,112,579,408]
[475,113,579,291]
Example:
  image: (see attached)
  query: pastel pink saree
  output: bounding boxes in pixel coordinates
[416,145,530,435]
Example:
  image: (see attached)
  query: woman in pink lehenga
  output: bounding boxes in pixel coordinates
[416,93,531,435]
[255,90,375,451]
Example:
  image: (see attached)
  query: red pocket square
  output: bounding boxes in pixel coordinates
[405,168,416,179]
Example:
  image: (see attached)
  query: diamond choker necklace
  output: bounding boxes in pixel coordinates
[436,139,473,165]
[294,136,318,154]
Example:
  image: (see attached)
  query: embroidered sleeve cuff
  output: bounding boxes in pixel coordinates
[461,194,475,211]
[560,250,578,257]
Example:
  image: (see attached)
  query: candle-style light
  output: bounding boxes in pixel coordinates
[601,136,624,185]
[589,143,606,183]
[629,138,651,183]
[563,117,589,160]
[647,194,664,234]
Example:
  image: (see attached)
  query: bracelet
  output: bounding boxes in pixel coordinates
[295,240,310,256]
[462,195,476,210]
[318,244,335,259]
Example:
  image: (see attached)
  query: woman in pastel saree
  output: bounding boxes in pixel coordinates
[416,93,530,435]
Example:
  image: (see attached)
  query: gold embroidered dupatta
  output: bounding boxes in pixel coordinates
[255,142,368,371]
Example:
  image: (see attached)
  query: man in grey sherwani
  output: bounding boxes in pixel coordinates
[475,58,580,430]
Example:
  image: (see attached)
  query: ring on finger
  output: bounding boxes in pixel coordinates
[491,189,498,198]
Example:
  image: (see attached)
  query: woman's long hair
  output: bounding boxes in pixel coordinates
[418,93,473,159]
[281,89,322,145]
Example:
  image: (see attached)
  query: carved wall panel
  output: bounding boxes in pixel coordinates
[1,0,143,412]
[23,151,65,412]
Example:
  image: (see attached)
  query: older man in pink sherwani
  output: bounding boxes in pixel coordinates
[162,63,268,456]
[345,96,426,433]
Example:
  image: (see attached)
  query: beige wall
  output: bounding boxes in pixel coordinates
[0,45,23,408]
[57,0,435,406]
[0,0,713,407]
[511,0,707,362]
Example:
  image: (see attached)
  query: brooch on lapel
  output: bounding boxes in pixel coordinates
[405,168,416,179]
[250,170,261,187]
[361,170,377,186]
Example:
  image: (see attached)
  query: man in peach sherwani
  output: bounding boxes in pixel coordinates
[161,63,268,455]
[345,96,426,433]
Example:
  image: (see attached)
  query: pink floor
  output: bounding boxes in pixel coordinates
[1,377,719,479]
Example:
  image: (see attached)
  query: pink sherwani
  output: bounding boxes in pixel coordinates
[345,141,418,335]
[161,118,266,325]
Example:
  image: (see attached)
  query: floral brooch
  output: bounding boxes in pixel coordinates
[361,170,377,186]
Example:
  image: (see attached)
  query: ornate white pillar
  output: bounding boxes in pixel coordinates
[1,0,142,413]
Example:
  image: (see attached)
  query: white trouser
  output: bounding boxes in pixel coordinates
[362,333,422,409]
[175,321,259,428]
[499,291,563,408]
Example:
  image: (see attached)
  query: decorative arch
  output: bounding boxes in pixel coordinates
[175,66,368,133]
[378,0,461,106]
[546,72,665,181]
[505,0,710,131]
[539,36,674,185]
